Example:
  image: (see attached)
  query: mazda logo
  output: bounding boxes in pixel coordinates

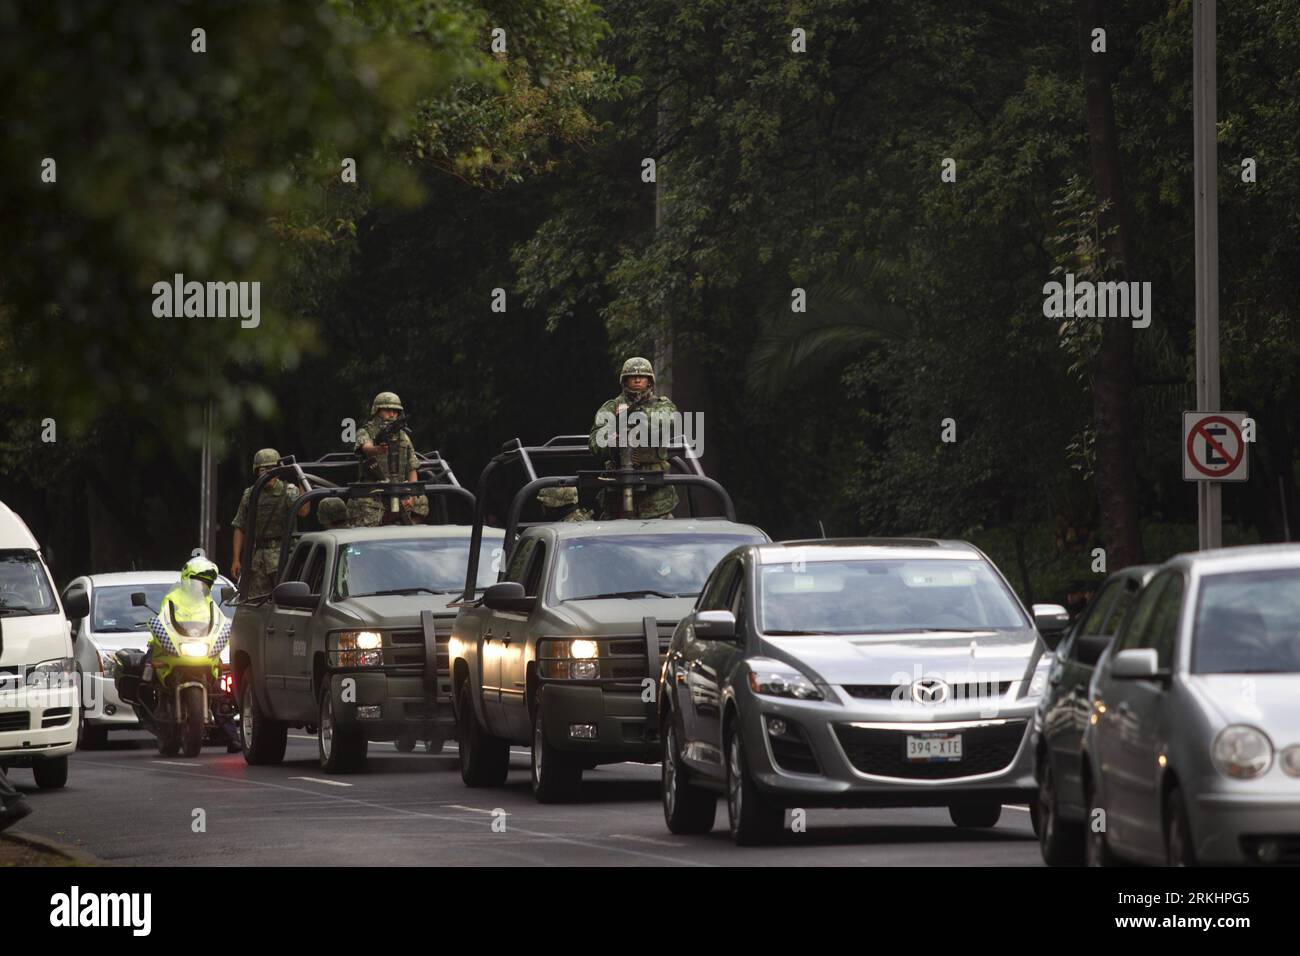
[911,678,949,705]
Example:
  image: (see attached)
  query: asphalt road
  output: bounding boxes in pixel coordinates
[9,732,1042,866]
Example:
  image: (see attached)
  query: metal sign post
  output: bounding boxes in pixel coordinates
[1193,0,1221,549]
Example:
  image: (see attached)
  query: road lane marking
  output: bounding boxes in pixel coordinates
[608,833,688,847]
[444,804,508,815]
[77,758,708,866]
[289,776,354,787]
[152,761,197,767]
[289,734,316,741]
[1001,805,1031,812]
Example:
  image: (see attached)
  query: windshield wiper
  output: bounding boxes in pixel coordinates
[567,589,681,601]
[0,606,39,616]
[360,587,452,597]
[764,629,841,635]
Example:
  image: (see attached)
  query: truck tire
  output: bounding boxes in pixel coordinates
[663,720,717,834]
[394,734,416,753]
[240,678,287,765]
[531,704,582,803]
[33,756,68,790]
[457,682,509,787]
[180,686,205,757]
[318,685,367,773]
[424,737,445,754]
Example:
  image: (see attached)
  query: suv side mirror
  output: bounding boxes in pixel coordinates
[63,591,89,621]
[130,591,148,608]
[1111,648,1159,679]
[272,581,317,609]
[695,609,737,640]
[1032,603,1071,648]
[482,581,537,614]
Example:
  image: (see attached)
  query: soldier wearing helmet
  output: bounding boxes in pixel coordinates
[588,357,679,518]
[230,448,304,597]
[317,496,351,530]
[351,391,420,527]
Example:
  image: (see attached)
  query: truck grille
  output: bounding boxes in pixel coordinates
[834,720,1027,779]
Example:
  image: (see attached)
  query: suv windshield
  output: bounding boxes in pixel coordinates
[1193,568,1300,674]
[759,558,1027,634]
[336,536,500,598]
[0,549,58,616]
[552,533,762,603]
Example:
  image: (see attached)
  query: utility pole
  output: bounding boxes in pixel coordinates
[1193,0,1221,549]
[199,399,217,560]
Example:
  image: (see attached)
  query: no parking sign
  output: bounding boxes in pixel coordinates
[1183,412,1250,482]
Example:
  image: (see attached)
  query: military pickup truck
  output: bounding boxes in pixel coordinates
[229,455,502,772]
[449,436,768,802]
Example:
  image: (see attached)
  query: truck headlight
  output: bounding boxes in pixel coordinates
[1213,725,1274,779]
[746,660,823,701]
[539,639,601,679]
[335,631,384,667]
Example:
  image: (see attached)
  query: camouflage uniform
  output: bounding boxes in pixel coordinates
[537,486,593,522]
[232,474,301,597]
[350,391,418,527]
[588,357,679,519]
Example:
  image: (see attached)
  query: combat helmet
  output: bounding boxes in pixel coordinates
[619,356,655,386]
[371,391,404,416]
[317,496,349,529]
[252,448,280,473]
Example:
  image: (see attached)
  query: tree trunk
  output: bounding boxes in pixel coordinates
[1077,0,1144,568]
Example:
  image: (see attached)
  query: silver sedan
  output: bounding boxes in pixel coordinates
[1083,544,1300,866]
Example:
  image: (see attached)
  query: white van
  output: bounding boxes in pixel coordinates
[0,499,81,788]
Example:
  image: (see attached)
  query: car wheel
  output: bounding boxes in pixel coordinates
[457,682,509,787]
[662,720,717,834]
[1084,778,1117,867]
[318,685,367,773]
[1165,785,1197,867]
[33,756,69,790]
[725,722,783,846]
[949,801,1002,828]
[424,737,445,754]
[1038,759,1084,865]
[394,734,416,753]
[240,678,286,765]
[531,702,582,803]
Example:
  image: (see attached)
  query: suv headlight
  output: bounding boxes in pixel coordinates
[97,646,120,679]
[1023,656,1053,700]
[335,631,384,667]
[539,638,601,680]
[1213,725,1274,779]
[746,660,824,701]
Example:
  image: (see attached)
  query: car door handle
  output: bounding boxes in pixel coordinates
[484,628,493,637]
[266,624,275,634]
[501,634,512,644]
[285,626,295,637]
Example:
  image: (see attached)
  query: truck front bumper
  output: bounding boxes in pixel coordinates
[539,683,660,764]
[329,671,453,743]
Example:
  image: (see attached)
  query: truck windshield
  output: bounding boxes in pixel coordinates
[0,549,58,616]
[1193,568,1300,674]
[551,533,761,603]
[759,558,1027,635]
[337,537,500,598]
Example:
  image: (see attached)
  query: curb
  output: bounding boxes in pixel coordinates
[1,830,104,866]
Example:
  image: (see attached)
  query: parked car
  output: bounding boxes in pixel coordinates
[0,500,80,789]
[658,538,1071,844]
[63,571,235,748]
[1082,544,1300,866]
[1033,564,1154,864]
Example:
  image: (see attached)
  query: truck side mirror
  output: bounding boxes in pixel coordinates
[272,581,317,610]
[130,591,148,608]
[63,591,89,620]
[482,581,537,614]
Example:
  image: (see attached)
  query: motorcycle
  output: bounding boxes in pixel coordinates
[114,591,232,758]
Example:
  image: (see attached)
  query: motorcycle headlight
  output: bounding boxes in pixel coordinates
[746,660,824,701]
[179,640,211,657]
[1213,725,1274,779]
